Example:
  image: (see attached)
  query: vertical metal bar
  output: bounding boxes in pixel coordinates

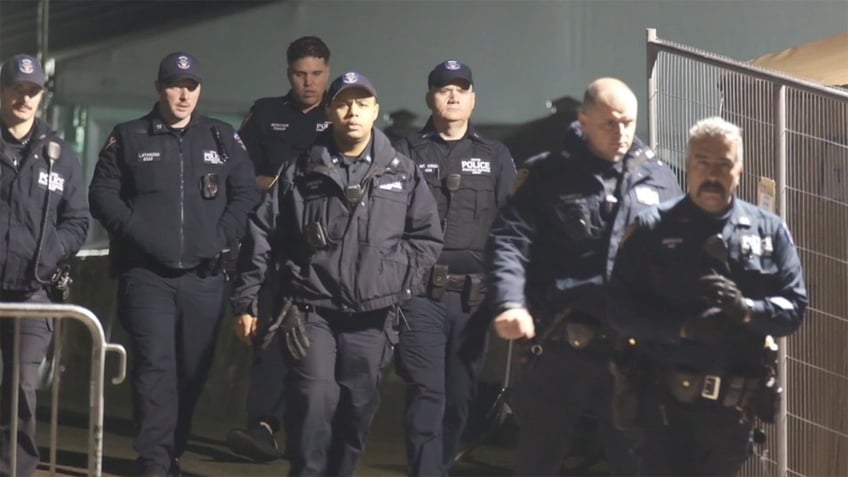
[49,318,64,476]
[37,0,49,63]
[88,329,106,476]
[10,318,21,477]
[774,84,789,477]
[646,28,659,150]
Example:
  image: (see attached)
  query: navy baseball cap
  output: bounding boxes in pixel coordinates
[328,72,378,101]
[0,54,46,89]
[157,52,202,86]
[428,60,473,89]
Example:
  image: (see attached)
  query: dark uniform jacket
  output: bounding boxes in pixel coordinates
[231,128,443,315]
[0,119,89,292]
[486,121,682,323]
[239,92,330,177]
[89,105,259,272]
[394,120,516,275]
[607,196,807,374]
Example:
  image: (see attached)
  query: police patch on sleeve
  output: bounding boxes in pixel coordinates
[101,135,117,153]
[234,132,247,151]
[510,168,530,196]
[635,185,660,205]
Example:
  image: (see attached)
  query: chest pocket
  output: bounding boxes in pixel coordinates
[443,173,496,250]
[300,179,349,242]
[127,150,170,194]
[364,174,409,246]
[732,240,781,298]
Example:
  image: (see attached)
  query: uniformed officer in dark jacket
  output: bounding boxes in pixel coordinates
[89,52,258,477]
[231,72,442,476]
[486,77,682,476]
[393,60,516,477]
[227,35,332,464]
[0,54,89,477]
[607,116,807,476]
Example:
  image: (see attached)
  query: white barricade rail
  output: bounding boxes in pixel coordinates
[0,303,126,477]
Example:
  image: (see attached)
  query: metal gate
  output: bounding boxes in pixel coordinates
[646,28,848,477]
[0,303,127,477]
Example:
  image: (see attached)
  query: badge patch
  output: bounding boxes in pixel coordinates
[741,235,762,256]
[271,123,289,132]
[138,152,161,162]
[635,186,660,206]
[460,158,491,175]
[18,58,35,74]
[38,170,65,192]
[203,150,223,165]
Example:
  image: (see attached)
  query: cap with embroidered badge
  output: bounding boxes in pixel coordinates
[157,52,203,86]
[0,54,46,89]
[328,72,378,101]
[427,59,473,89]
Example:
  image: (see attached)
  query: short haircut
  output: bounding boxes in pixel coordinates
[688,116,744,163]
[286,36,331,65]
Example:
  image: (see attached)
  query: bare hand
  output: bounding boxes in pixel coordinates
[493,308,536,340]
[234,314,258,345]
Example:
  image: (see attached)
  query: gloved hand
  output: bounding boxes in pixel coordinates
[697,273,751,323]
[261,300,311,360]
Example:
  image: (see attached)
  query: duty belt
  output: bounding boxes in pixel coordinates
[662,369,762,409]
[426,264,483,310]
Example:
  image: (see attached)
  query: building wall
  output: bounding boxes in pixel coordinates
[53,0,848,127]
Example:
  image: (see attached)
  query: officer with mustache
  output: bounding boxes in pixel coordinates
[607,116,807,475]
[0,54,89,477]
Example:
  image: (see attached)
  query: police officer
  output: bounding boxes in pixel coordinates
[0,54,89,477]
[486,77,682,476]
[231,72,442,476]
[89,52,258,477]
[607,116,807,475]
[393,60,516,477]
[227,35,332,464]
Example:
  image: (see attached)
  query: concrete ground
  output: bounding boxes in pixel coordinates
[31,367,605,477]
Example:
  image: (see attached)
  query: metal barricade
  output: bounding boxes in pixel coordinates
[646,28,848,477]
[0,303,127,477]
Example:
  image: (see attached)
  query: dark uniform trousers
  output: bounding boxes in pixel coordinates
[396,292,487,476]
[284,307,396,477]
[0,289,52,477]
[246,280,287,431]
[637,385,753,476]
[117,266,226,470]
[512,342,639,476]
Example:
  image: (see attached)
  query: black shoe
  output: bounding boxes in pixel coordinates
[226,424,281,463]
[169,458,182,477]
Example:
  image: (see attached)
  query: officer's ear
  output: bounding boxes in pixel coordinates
[425,90,434,111]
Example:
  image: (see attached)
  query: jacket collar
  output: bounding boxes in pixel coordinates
[147,103,202,135]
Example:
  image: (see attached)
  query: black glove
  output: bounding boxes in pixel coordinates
[261,300,310,360]
[697,273,750,323]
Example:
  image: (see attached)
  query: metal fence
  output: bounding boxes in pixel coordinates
[646,28,848,477]
[0,303,127,477]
